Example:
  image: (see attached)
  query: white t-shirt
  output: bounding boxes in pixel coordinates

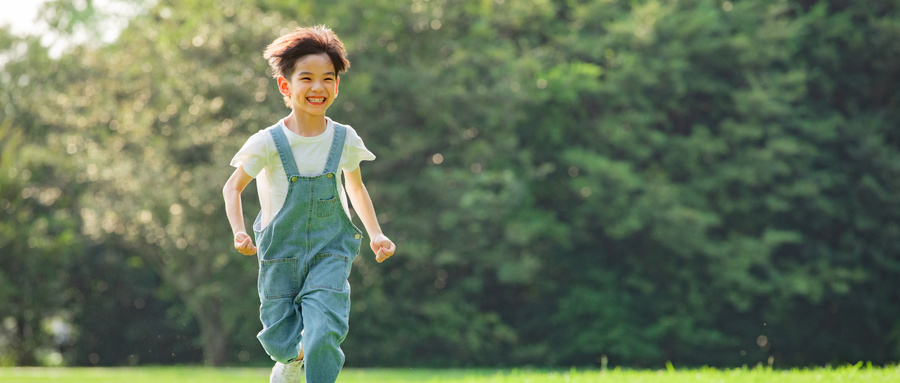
[230,117,375,230]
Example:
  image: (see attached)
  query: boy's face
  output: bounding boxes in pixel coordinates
[277,53,340,116]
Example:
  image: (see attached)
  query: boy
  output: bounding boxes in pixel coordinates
[223,25,396,383]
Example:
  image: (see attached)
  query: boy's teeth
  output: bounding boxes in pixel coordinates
[308,97,324,102]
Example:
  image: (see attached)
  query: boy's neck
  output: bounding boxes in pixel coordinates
[284,111,327,137]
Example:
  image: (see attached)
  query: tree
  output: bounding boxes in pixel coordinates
[0,31,84,366]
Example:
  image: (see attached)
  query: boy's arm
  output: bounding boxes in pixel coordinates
[344,167,396,263]
[223,165,257,255]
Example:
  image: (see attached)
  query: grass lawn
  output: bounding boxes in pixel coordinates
[0,364,898,382]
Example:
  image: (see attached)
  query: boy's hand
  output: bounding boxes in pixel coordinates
[234,231,257,255]
[370,234,395,263]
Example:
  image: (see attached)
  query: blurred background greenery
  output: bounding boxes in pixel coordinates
[1,0,898,369]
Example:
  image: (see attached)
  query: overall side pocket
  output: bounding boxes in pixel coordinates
[307,253,350,292]
[259,258,300,299]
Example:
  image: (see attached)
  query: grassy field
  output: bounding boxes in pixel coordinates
[1,364,898,382]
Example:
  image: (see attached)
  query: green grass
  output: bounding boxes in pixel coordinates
[0,364,898,382]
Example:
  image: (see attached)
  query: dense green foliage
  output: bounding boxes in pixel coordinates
[1,0,898,368]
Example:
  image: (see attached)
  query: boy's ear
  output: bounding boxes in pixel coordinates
[334,76,340,96]
[276,76,291,97]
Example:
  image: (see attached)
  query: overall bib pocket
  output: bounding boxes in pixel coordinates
[308,253,350,292]
[317,196,337,217]
[259,258,300,299]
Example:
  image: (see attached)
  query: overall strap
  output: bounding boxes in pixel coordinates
[323,123,347,175]
[268,122,300,179]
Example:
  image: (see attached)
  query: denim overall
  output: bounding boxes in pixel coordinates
[253,121,362,382]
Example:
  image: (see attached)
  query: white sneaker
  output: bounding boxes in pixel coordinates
[270,358,304,383]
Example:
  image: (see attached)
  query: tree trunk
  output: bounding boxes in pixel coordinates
[141,248,231,366]
[13,316,37,366]
[193,299,229,366]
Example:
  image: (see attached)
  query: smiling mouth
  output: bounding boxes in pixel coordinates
[307,97,325,104]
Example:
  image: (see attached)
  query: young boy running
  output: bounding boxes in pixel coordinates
[223,25,396,383]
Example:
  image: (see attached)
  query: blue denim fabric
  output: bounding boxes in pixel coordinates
[253,121,362,383]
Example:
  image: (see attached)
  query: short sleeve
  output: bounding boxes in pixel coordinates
[230,130,271,178]
[341,126,376,173]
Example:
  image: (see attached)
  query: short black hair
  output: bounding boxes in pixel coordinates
[263,25,350,80]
